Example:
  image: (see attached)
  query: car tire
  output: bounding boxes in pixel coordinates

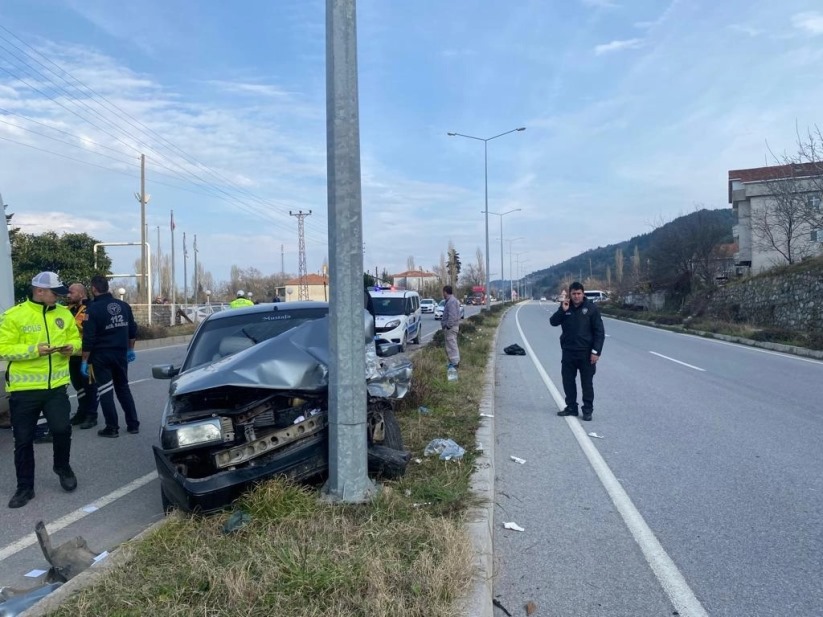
[379,408,404,451]
[411,325,421,344]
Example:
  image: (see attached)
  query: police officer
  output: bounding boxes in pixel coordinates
[0,271,81,508]
[66,283,99,429]
[82,275,139,438]
[229,290,254,309]
[549,282,605,421]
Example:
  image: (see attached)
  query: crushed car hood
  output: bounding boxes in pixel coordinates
[172,316,412,399]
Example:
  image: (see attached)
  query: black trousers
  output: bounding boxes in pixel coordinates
[561,352,597,413]
[91,350,139,432]
[10,387,72,490]
[69,356,99,421]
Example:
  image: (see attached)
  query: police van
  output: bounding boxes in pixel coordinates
[584,290,609,303]
[367,289,422,352]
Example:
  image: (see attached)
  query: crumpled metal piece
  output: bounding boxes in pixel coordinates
[0,583,62,616]
[173,316,412,400]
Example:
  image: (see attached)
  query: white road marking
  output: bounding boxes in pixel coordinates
[136,343,189,352]
[0,471,158,562]
[649,351,706,372]
[68,378,151,400]
[514,305,709,617]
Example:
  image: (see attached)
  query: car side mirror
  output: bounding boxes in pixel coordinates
[152,364,180,379]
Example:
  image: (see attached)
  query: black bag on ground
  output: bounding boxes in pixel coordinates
[504,343,526,356]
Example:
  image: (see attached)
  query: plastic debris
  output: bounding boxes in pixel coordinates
[479,413,494,418]
[413,458,423,464]
[222,510,252,534]
[423,438,465,461]
[476,442,484,452]
[503,521,525,532]
[418,406,431,415]
[587,432,604,439]
[510,456,526,464]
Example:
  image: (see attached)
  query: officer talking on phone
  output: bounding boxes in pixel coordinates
[0,272,82,508]
[549,281,605,421]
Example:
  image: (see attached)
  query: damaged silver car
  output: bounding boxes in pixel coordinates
[151,302,412,513]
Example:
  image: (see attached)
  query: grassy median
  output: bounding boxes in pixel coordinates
[49,306,505,617]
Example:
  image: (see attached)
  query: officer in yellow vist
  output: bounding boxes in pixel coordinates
[0,272,81,508]
[229,290,254,309]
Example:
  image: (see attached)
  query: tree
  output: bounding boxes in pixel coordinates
[406,255,415,271]
[446,241,461,287]
[614,248,624,284]
[4,204,20,241]
[10,232,112,302]
[475,247,485,289]
[750,172,814,265]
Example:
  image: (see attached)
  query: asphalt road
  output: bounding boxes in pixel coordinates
[492,301,823,617]
[0,307,481,589]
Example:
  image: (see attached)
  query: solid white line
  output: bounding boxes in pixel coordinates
[0,471,158,562]
[514,305,709,617]
[68,378,152,400]
[649,351,706,372]
[136,343,189,352]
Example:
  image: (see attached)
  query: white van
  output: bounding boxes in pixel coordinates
[584,290,609,303]
[368,289,422,351]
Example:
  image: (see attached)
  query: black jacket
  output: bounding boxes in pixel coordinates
[549,299,605,356]
[82,293,138,354]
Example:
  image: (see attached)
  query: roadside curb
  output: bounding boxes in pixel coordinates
[605,315,823,360]
[457,312,500,617]
[19,517,168,617]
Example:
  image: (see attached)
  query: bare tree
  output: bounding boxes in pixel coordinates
[475,247,485,287]
[615,249,624,284]
[406,255,415,271]
[750,169,815,265]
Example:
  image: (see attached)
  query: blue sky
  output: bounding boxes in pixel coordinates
[1,0,822,289]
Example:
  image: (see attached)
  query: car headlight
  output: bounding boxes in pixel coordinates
[385,319,401,329]
[161,417,224,450]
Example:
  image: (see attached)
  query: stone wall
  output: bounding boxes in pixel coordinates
[707,271,823,331]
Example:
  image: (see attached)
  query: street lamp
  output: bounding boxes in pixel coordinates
[117,287,126,301]
[448,127,525,310]
[506,236,524,301]
[484,208,521,300]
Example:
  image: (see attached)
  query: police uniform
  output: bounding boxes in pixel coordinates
[83,291,139,436]
[229,296,254,309]
[0,276,81,506]
[68,298,99,427]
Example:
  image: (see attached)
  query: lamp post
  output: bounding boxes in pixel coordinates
[448,127,525,310]
[506,237,524,301]
[117,287,126,301]
[484,208,521,300]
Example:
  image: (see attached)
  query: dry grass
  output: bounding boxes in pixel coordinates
[47,306,506,617]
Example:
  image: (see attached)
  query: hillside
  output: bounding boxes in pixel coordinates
[525,208,735,296]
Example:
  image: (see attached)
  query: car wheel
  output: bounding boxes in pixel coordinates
[399,335,406,352]
[369,407,404,451]
[411,325,421,344]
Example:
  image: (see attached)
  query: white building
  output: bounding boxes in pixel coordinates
[729,163,823,274]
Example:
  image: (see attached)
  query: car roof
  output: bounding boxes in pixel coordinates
[368,289,418,298]
[204,301,329,322]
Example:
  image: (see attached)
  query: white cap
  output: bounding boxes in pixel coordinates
[31,271,69,295]
[236,290,245,297]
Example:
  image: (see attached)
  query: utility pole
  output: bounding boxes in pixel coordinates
[323,0,373,504]
[156,225,161,299]
[183,232,188,308]
[290,209,312,300]
[133,154,150,307]
[170,210,176,307]
[280,243,285,278]
[193,234,199,306]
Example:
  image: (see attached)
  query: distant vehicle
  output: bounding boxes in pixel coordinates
[584,290,609,303]
[433,299,465,320]
[540,297,547,302]
[420,298,436,313]
[368,289,422,351]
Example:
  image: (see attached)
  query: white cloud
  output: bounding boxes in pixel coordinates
[594,38,643,56]
[792,12,823,35]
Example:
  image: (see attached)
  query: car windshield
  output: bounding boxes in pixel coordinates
[421,299,434,305]
[183,307,329,371]
[370,297,406,316]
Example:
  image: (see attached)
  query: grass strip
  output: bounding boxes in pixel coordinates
[48,305,506,617]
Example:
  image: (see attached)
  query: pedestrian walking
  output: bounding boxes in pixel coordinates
[82,275,140,438]
[229,290,254,308]
[549,282,605,421]
[0,271,81,508]
[441,285,461,369]
[66,283,99,429]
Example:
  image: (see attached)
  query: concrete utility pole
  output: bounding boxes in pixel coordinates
[280,243,285,279]
[183,232,188,308]
[193,234,199,306]
[170,210,176,307]
[156,225,161,299]
[133,154,151,307]
[290,210,312,300]
[323,0,374,503]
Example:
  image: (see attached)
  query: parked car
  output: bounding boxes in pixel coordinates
[420,298,436,314]
[151,302,412,513]
[433,300,465,320]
